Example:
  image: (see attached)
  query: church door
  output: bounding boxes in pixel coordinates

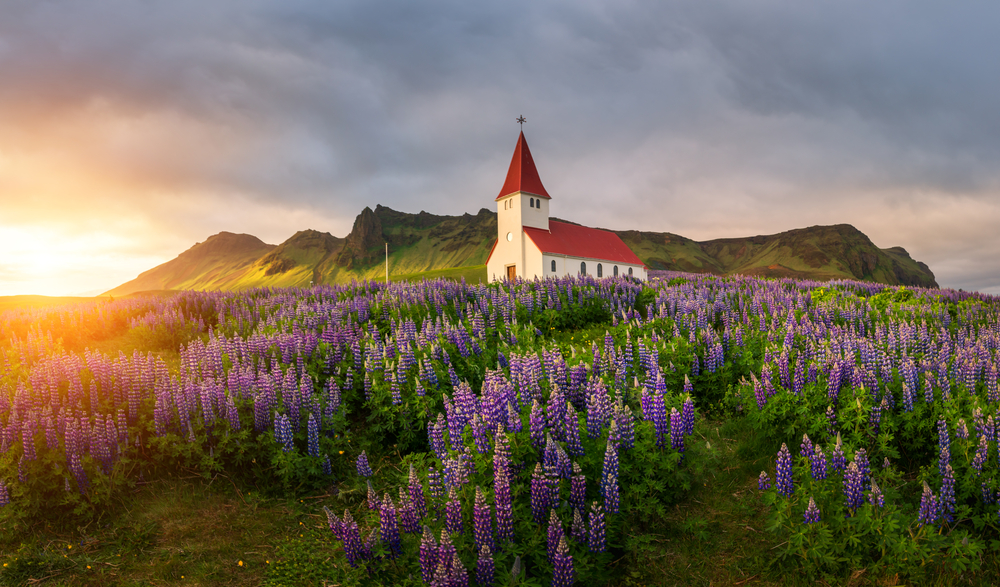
[506,265,516,281]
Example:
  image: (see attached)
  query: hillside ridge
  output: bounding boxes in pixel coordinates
[104,208,937,295]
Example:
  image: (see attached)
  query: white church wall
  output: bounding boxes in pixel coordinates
[543,254,647,281]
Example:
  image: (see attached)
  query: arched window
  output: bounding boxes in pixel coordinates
[551,260,556,272]
[530,198,535,208]
[628,267,633,276]
[597,263,603,277]
[580,261,586,275]
[613,265,618,277]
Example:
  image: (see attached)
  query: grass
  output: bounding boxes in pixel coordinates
[390,264,488,284]
[0,476,310,587]
[2,418,991,586]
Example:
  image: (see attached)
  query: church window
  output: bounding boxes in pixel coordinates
[580,261,586,275]
[628,267,633,276]
[597,263,603,277]
[551,260,556,272]
[530,198,535,208]
[613,265,619,277]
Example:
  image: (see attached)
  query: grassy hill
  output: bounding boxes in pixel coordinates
[615,223,937,287]
[104,207,936,295]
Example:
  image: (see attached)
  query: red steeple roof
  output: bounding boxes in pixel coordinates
[496,131,551,201]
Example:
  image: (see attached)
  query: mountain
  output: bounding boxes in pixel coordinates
[104,207,936,295]
[613,223,937,288]
[105,232,276,295]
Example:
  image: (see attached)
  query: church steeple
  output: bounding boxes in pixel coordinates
[496,131,550,201]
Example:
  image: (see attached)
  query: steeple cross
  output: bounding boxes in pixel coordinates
[516,115,526,129]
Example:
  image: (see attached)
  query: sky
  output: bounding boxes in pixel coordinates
[2,0,1000,296]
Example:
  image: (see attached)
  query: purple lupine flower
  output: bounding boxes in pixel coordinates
[473,486,494,555]
[323,506,341,540]
[420,525,438,584]
[588,500,606,553]
[825,405,837,436]
[758,471,771,491]
[366,480,377,510]
[398,488,420,534]
[340,509,364,568]
[811,445,827,481]
[494,463,514,544]
[602,470,620,515]
[0,479,8,507]
[803,496,820,524]
[572,507,587,545]
[564,402,584,458]
[307,413,320,458]
[437,529,457,576]
[471,414,490,454]
[380,493,402,558]
[356,450,373,478]
[547,509,562,563]
[831,434,846,473]
[408,464,427,520]
[428,463,444,510]
[602,440,620,514]
[552,533,575,587]
[682,392,695,435]
[616,402,636,451]
[570,462,586,514]
[429,414,447,460]
[69,452,89,494]
[775,443,794,497]
[867,480,884,508]
[937,418,951,478]
[670,407,684,455]
[446,488,463,535]
[275,413,294,453]
[957,418,969,440]
[529,400,546,452]
[917,481,939,527]
[531,463,550,524]
[650,392,668,448]
[854,448,871,489]
[973,435,988,475]
[940,464,956,524]
[476,546,494,587]
[799,433,813,460]
[843,462,864,515]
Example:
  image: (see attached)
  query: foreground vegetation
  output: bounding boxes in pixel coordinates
[1,272,997,585]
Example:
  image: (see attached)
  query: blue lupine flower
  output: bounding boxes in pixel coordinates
[917,481,939,527]
[775,443,794,497]
[940,464,956,524]
[803,497,821,524]
[552,534,574,587]
[588,500,606,553]
[843,462,864,515]
[356,450,373,478]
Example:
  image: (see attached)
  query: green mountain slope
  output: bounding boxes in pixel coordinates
[105,207,937,295]
[615,224,937,287]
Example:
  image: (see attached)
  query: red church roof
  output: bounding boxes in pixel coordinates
[524,220,646,266]
[496,131,551,201]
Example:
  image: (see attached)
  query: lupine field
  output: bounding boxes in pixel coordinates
[1,272,999,585]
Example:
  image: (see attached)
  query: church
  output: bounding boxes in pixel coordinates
[486,131,648,282]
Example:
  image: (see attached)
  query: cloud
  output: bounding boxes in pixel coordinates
[1,0,1000,294]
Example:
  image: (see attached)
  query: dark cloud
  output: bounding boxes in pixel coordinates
[2,0,1000,294]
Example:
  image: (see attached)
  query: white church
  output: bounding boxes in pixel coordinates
[486,131,648,282]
